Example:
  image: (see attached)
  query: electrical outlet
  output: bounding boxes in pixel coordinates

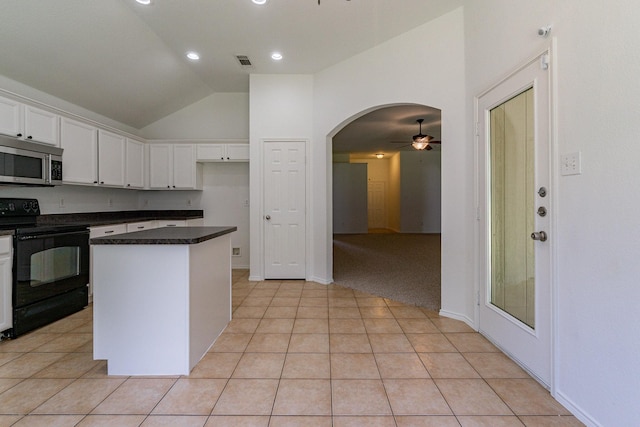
[232,247,241,257]
[59,198,64,208]
[243,199,249,207]
[187,199,192,207]
[107,198,113,207]
[561,152,582,176]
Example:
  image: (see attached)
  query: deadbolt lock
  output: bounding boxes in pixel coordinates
[537,206,547,217]
[538,187,547,197]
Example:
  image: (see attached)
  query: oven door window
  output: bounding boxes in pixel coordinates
[30,246,80,286]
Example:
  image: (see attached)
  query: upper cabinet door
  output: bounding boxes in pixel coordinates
[60,117,98,185]
[125,139,145,189]
[196,144,226,161]
[149,144,173,189]
[97,130,126,187]
[0,96,21,137]
[172,144,196,189]
[24,106,59,146]
[226,144,249,161]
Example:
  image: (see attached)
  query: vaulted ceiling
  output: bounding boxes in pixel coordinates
[0,0,461,130]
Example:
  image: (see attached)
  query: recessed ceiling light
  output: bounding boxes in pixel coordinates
[186,51,200,61]
[271,52,283,61]
[252,0,268,4]
[136,0,151,5]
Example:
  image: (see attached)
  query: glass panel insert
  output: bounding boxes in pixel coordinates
[490,88,535,328]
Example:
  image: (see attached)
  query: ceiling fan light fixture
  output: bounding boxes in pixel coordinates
[411,119,433,150]
[412,140,429,150]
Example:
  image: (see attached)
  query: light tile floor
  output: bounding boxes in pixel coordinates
[0,271,584,426]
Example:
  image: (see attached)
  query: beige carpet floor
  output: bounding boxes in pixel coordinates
[333,233,441,311]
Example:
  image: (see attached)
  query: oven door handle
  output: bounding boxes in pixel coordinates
[17,230,89,241]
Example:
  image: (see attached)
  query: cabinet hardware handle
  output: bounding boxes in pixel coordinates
[27,135,32,139]
[94,181,98,184]
[16,133,22,137]
[127,184,131,187]
[104,230,114,234]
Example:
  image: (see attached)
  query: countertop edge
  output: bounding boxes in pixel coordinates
[91,226,237,245]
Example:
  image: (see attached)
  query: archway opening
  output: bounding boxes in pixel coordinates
[330,104,442,310]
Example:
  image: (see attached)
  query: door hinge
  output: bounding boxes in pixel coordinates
[540,53,550,70]
[477,290,481,306]
[476,206,481,221]
[475,122,480,136]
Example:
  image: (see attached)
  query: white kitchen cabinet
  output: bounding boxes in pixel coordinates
[60,117,98,185]
[24,106,59,146]
[125,139,145,189]
[149,144,202,190]
[126,221,154,232]
[0,236,12,334]
[156,220,186,228]
[0,96,21,138]
[196,143,249,162]
[0,95,59,146]
[97,130,126,187]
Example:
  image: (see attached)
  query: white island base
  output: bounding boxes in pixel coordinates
[93,232,232,376]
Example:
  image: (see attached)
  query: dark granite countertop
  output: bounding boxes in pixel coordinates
[91,226,236,245]
[38,210,203,227]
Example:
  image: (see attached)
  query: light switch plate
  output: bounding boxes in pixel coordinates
[561,152,582,176]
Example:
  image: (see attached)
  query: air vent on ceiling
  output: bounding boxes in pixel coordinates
[236,55,253,68]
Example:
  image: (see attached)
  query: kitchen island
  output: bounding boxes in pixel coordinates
[91,226,236,376]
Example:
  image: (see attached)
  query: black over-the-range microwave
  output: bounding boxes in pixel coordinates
[0,134,62,186]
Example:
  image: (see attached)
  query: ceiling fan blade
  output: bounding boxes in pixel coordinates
[429,140,441,144]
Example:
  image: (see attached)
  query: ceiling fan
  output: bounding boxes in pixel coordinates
[390,119,441,150]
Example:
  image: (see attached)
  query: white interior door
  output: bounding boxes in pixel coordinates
[263,141,306,279]
[477,52,552,386]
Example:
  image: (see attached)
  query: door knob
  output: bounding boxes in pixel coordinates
[265,215,271,220]
[531,231,547,242]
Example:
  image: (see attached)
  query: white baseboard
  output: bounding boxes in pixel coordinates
[308,275,333,285]
[553,390,601,427]
[248,275,263,282]
[438,309,477,331]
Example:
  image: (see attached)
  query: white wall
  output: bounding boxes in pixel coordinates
[140,93,249,140]
[333,163,367,234]
[464,1,640,425]
[313,8,468,309]
[400,151,442,233]
[249,75,314,281]
[388,153,401,231]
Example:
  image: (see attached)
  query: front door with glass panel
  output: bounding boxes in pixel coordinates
[477,52,552,386]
